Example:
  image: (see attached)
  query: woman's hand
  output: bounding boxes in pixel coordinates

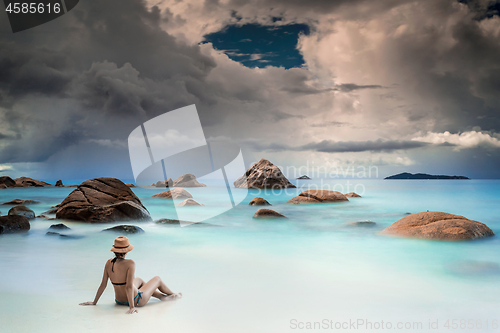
[126,307,138,314]
[79,301,96,306]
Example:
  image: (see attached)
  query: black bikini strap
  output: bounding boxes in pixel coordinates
[111,257,120,272]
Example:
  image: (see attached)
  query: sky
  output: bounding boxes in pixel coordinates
[0,0,499,181]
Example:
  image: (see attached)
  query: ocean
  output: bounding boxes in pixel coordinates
[0,179,499,332]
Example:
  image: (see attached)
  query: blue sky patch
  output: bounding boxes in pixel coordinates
[203,23,310,69]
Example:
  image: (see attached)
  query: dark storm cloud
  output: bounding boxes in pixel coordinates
[335,84,384,92]
[0,0,218,163]
[0,41,73,100]
[244,139,429,153]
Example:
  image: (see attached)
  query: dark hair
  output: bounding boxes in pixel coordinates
[113,252,126,259]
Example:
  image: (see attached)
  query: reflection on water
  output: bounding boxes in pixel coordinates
[1,179,500,332]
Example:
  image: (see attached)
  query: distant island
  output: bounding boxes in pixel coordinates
[384,172,469,180]
[297,175,311,180]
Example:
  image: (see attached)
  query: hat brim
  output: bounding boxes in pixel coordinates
[111,244,134,253]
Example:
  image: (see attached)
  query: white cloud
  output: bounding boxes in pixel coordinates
[88,139,128,149]
[412,131,500,149]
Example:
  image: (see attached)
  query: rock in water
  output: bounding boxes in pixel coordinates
[249,197,271,206]
[346,221,376,227]
[173,174,206,187]
[153,178,173,187]
[287,190,349,204]
[8,205,35,219]
[55,178,152,223]
[234,159,296,189]
[380,211,494,241]
[0,176,16,188]
[125,183,136,188]
[2,199,39,205]
[177,198,203,206]
[152,188,192,199]
[297,175,311,180]
[102,225,144,234]
[0,215,30,234]
[14,177,51,187]
[253,208,287,218]
[48,223,70,231]
[55,180,64,187]
[345,192,361,198]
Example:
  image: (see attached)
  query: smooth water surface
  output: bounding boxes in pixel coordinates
[1,179,499,332]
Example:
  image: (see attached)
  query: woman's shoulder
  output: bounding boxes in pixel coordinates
[125,259,136,266]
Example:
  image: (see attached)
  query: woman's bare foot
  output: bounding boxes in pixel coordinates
[159,292,182,301]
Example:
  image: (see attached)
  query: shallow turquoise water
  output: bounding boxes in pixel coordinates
[0,179,499,332]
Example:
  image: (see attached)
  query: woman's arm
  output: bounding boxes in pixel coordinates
[125,261,137,314]
[80,261,109,306]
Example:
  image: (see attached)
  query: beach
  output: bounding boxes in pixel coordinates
[1,179,499,332]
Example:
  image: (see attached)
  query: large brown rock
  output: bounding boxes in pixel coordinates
[14,177,50,187]
[55,178,152,223]
[380,211,495,241]
[173,174,206,187]
[287,190,349,204]
[55,180,64,187]
[249,197,271,206]
[253,208,287,218]
[234,158,296,189]
[0,215,30,234]
[0,176,16,188]
[8,205,35,219]
[152,188,192,199]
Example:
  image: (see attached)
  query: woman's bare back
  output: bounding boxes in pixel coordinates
[106,258,138,303]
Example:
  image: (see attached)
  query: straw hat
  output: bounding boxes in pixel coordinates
[111,236,134,253]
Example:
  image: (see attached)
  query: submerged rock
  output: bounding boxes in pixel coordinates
[56,177,152,223]
[173,174,206,187]
[177,198,203,206]
[152,188,192,199]
[234,158,296,189]
[102,225,144,234]
[48,223,71,231]
[0,176,16,188]
[155,218,216,227]
[253,208,287,218]
[380,211,495,241]
[2,199,39,205]
[346,221,376,227]
[8,205,35,220]
[45,231,83,239]
[55,180,64,187]
[445,261,500,276]
[36,215,56,220]
[249,197,271,206]
[287,190,349,204]
[345,192,361,198]
[14,177,51,187]
[0,215,30,234]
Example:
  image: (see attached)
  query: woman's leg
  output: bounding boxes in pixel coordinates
[136,276,181,306]
[133,277,145,289]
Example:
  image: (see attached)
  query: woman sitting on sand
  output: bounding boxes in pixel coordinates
[79,236,182,314]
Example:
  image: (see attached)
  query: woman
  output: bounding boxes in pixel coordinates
[79,236,182,314]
